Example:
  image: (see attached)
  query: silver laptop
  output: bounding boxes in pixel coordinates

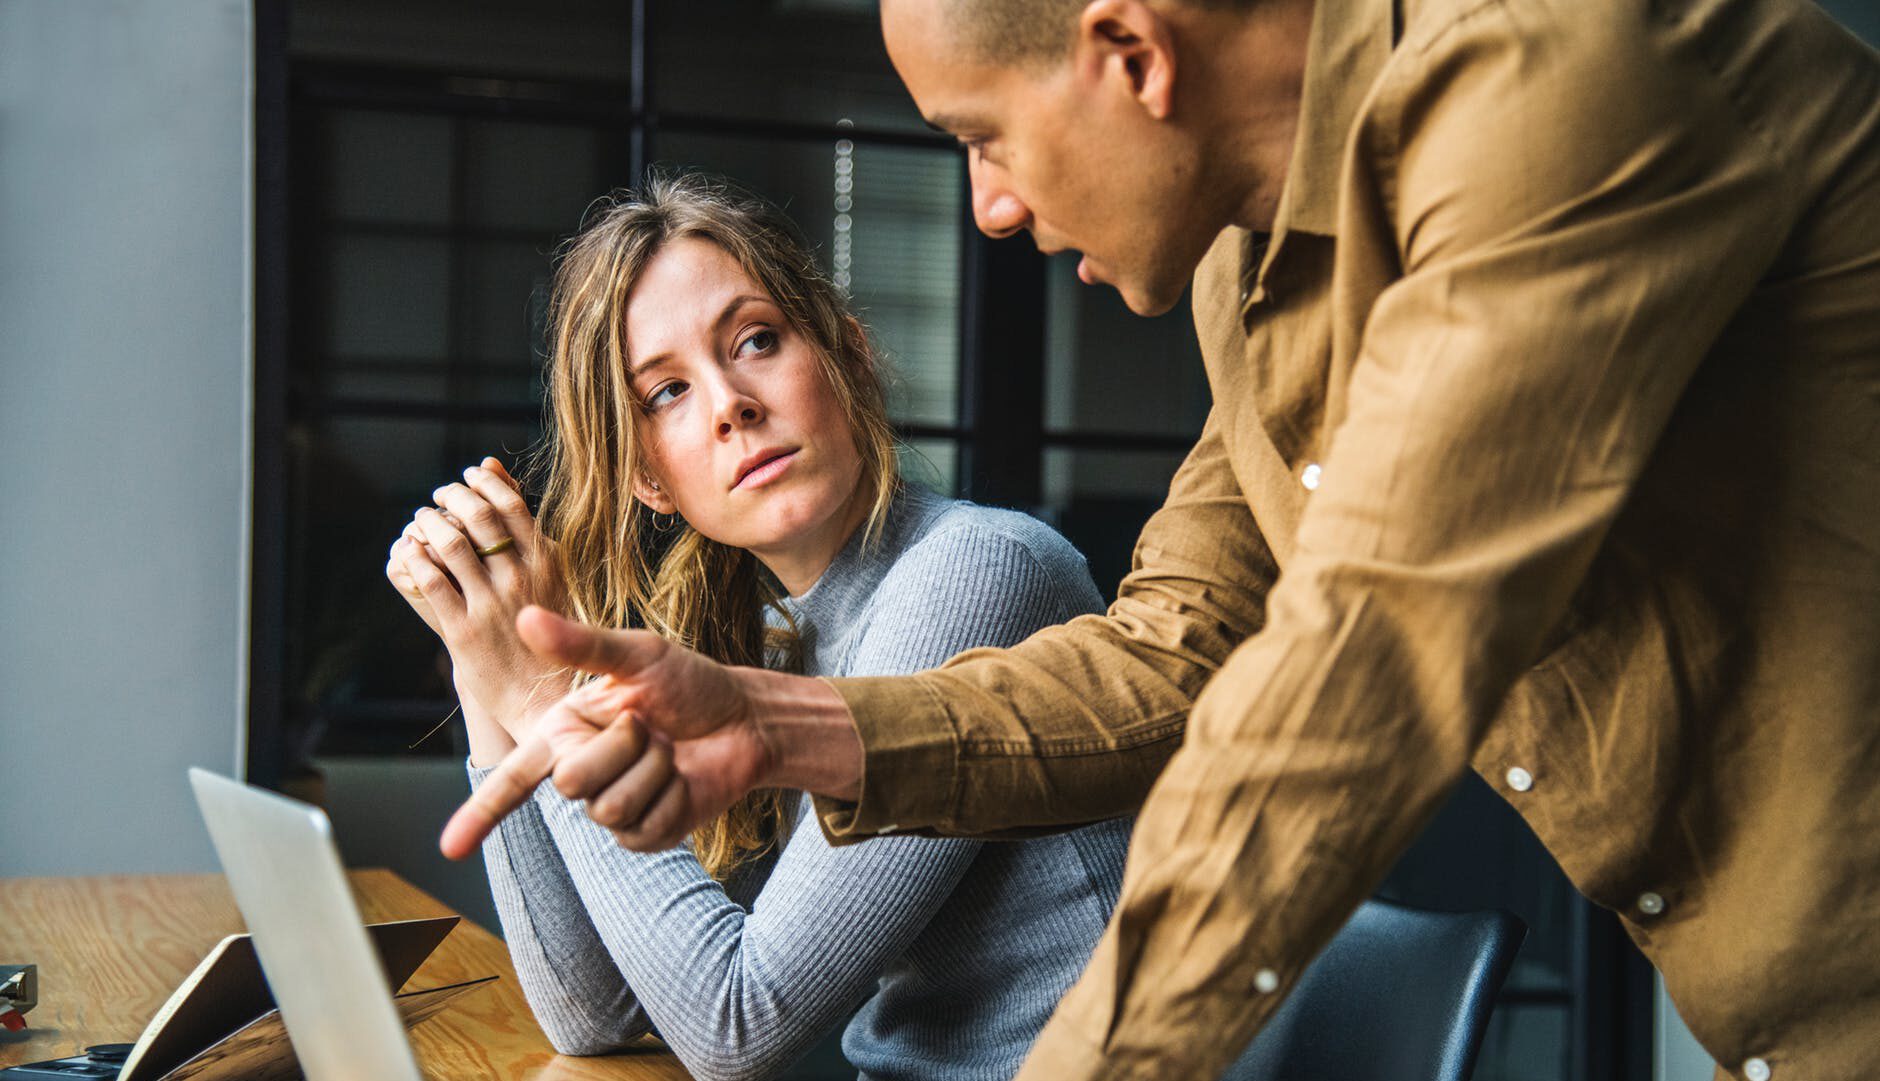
[187,768,424,1081]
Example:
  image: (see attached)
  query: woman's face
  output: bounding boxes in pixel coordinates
[625,236,868,588]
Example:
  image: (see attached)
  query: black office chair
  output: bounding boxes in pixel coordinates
[1219,899,1527,1081]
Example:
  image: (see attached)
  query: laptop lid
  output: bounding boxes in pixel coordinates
[187,768,423,1081]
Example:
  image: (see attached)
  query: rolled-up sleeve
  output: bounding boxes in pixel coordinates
[820,406,1278,839]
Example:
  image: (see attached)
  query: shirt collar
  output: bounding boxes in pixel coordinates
[1273,0,1397,239]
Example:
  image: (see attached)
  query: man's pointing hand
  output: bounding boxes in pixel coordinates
[440,606,861,860]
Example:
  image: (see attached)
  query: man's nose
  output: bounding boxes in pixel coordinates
[969,156,1029,239]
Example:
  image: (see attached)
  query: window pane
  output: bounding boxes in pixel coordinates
[320,110,453,226]
[849,143,962,428]
[322,233,451,364]
[292,0,635,82]
[1042,447,1186,506]
[321,238,549,403]
[652,1,925,133]
[900,438,960,497]
[1041,447,1187,601]
[651,133,833,236]
[462,238,553,373]
[323,361,452,404]
[291,415,543,756]
[1473,1004,1570,1081]
[1044,252,1210,437]
[316,415,541,508]
[463,118,606,232]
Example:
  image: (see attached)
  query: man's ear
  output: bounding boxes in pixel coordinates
[633,473,676,515]
[1074,0,1177,121]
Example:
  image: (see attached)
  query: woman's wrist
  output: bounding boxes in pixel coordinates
[456,679,519,769]
[458,664,568,739]
[740,668,864,801]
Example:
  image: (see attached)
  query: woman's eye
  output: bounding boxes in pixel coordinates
[737,328,779,357]
[647,381,687,408]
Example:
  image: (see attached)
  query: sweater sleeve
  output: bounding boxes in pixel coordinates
[469,764,780,1056]
[533,794,977,1081]
[847,511,1108,679]
[466,769,651,1055]
[474,508,1103,1081]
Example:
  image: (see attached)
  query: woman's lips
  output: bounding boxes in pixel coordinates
[736,450,797,490]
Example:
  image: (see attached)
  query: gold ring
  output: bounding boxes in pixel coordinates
[475,537,516,558]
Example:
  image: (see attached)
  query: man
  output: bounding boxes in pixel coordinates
[448,0,1880,1077]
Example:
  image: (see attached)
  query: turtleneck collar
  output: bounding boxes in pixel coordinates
[772,484,952,675]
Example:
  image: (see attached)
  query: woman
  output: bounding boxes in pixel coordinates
[385,173,1131,1081]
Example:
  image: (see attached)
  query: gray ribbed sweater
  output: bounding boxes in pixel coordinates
[468,486,1133,1081]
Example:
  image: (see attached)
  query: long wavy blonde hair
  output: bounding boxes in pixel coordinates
[535,172,900,879]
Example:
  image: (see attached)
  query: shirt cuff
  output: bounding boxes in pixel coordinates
[814,674,959,841]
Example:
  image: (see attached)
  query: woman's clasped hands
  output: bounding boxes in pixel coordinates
[385,456,571,759]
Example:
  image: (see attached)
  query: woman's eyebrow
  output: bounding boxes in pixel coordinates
[629,294,773,376]
[713,293,771,334]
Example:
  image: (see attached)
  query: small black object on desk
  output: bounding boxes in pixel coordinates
[0,1044,133,1079]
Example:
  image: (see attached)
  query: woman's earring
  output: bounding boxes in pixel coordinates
[642,477,676,531]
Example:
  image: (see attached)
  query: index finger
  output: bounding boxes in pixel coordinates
[482,456,523,493]
[460,465,538,552]
[440,733,557,860]
[517,606,669,678]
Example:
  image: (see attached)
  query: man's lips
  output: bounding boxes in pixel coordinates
[734,448,797,489]
[1036,243,1100,285]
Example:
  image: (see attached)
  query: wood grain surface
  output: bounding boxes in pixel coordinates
[0,871,690,1080]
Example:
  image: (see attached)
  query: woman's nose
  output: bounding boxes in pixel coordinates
[714,387,764,438]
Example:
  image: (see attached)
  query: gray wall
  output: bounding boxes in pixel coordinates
[0,0,252,875]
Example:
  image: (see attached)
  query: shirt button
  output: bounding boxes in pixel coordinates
[1636,892,1666,917]
[1301,463,1322,491]
[1253,968,1280,993]
[1505,766,1534,792]
[1744,1058,1771,1081]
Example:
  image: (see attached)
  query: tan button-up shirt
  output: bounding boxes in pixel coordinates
[822,0,1880,1077]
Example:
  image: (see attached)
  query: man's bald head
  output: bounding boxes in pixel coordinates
[881,0,1312,312]
[930,0,1261,67]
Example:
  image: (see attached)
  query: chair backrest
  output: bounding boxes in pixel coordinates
[1220,900,1527,1081]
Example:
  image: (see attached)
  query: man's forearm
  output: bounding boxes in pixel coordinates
[811,414,1273,840]
[742,667,864,801]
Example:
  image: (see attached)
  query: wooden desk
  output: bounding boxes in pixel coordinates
[0,870,690,1080]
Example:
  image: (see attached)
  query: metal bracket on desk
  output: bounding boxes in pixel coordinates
[0,966,36,1031]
